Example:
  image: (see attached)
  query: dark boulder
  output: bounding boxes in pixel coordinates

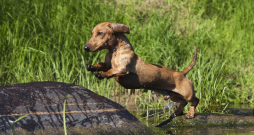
[0,82,152,134]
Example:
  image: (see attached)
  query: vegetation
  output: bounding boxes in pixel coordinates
[0,0,254,116]
[9,114,29,135]
[63,94,72,135]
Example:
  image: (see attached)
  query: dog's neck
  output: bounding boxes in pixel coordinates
[108,33,133,52]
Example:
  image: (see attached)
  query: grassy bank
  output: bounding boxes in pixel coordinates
[0,0,254,114]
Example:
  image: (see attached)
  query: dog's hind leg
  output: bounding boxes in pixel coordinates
[174,79,199,119]
[185,96,199,118]
[169,93,187,117]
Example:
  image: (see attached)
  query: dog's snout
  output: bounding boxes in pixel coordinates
[84,45,90,52]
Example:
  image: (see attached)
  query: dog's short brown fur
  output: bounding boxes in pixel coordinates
[84,22,199,119]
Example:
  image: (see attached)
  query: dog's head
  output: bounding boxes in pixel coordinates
[84,22,130,52]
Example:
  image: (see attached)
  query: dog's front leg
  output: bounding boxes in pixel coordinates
[86,63,109,72]
[86,52,112,72]
[94,67,127,80]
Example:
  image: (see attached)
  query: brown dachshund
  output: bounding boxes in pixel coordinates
[84,22,199,119]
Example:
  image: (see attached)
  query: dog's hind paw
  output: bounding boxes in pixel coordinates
[170,113,177,118]
[185,114,194,119]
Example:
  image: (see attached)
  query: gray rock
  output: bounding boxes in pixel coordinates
[0,82,152,134]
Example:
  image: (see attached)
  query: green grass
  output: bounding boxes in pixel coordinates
[9,114,29,135]
[0,0,254,117]
[63,94,71,135]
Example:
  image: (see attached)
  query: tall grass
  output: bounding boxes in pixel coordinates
[0,0,254,115]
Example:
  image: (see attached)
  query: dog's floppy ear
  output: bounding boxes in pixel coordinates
[109,23,130,34]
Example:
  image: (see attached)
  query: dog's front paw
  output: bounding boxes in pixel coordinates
[94,72,104,80]
[86,65,97,72]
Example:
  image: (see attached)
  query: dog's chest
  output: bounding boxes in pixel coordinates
[111,55,122,68]
[111,51,118,68]
[110,49,126,68]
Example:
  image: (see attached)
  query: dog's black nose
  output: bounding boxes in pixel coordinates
[84,45,90,52]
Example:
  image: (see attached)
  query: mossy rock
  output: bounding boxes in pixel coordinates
[164,113,254,127]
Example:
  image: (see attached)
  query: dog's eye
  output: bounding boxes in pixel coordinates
[97,32,103,36]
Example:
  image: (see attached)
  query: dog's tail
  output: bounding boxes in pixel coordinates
[181,44,197,75]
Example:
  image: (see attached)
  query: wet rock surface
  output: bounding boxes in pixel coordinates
[156,111,254,135]
[168,113,254,127]
[0,82,152,134]
[161,108,254,127]
[152,109,254,134]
